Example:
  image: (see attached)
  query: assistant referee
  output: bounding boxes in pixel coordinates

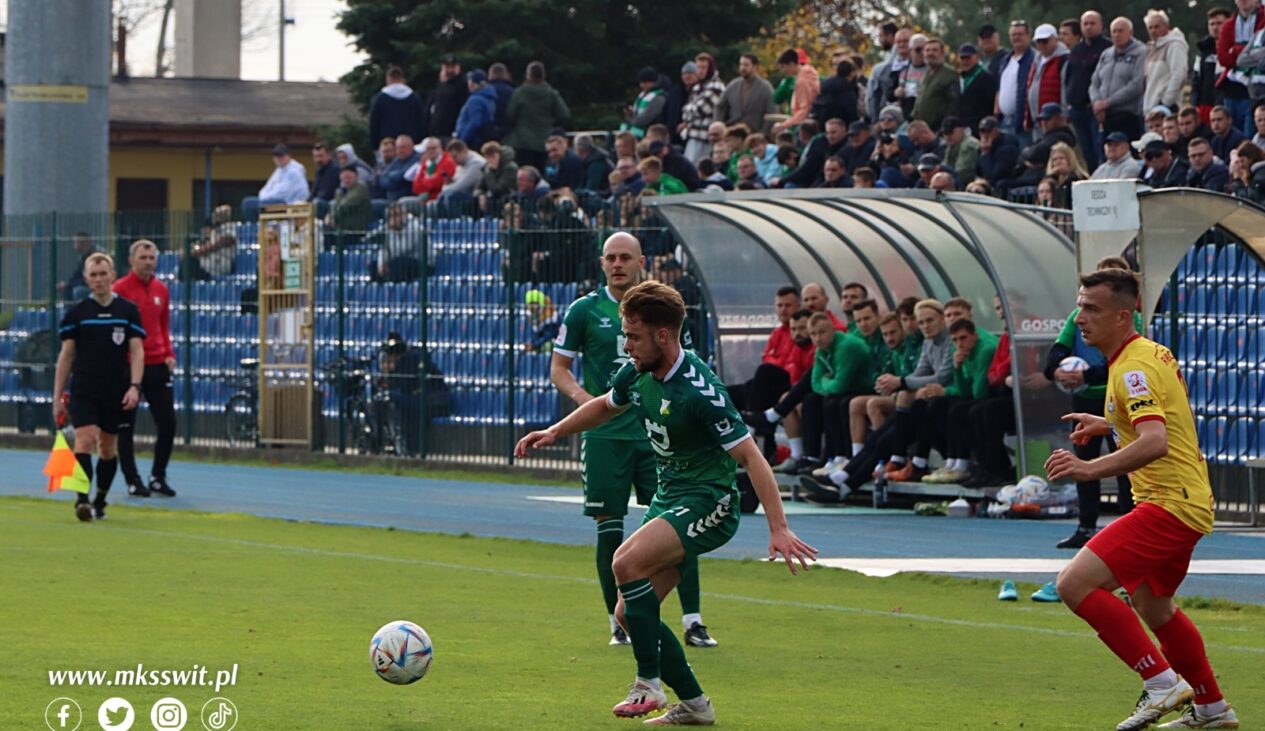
[114,239,178,497]
[54,253,146,521]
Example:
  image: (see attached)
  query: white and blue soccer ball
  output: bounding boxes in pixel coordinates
[1056,356,1091,395]
[371,620,433,685]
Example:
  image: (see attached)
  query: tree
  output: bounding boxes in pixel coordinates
[336,0,794,130]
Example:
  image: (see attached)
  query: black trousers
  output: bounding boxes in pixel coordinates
[946,398,976,459]
[839,413,899,489]
[822,393,855,462]
[773,372,813,417]
[1072,393,1134,529]
[728,364,791,413]
[914,396,963,460]
[800,392,824,460]
[118,363,177,482]
[971,395,1016,474]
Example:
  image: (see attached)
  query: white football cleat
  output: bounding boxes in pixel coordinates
[1117,679,1194,731]
[612,679,668,718]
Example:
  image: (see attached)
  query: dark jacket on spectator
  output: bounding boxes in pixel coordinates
[957,66,998,132]
[812,73,859,126]
[310,160,340,201]
[381,150,421,201]
[991,47,1035,128]
[545,149,586,191]
[369,83,424,146]
[1141,157,1192,188]
[1213,128,1248,162]
[425,75,469,139]
[662,150,703,191]
[912,63,960,133]
[780,133,829,188]
[1192,35,1220,108]
[580,147,614,193]
[456,84,498,149]
[664,76,689,147]
[330,181,371,231]
[1187,161,1231,192]
[1231,161,1265,201]
[490,78,515,138]
[477,147,519,204]
[503,82,571,155]
[1022,123,1078,168]
[977,132,1022,184]
[840,137,876,174]
[873,147,914,188]
[1063,35,1111,110]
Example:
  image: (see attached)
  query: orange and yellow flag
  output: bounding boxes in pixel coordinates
[43,431,90,494]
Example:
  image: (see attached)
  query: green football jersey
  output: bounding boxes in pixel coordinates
[554,287,642,440]
[608,349,751,503]
[554,286,695,440]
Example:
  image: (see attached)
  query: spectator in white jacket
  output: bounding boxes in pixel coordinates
[258,144,309,204]
[1143,10,1189,113]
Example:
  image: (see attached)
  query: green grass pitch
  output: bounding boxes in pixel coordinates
[3,495,1262,730]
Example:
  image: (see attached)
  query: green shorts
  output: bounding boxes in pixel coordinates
[582,437,658,517]
[642,491,741,559]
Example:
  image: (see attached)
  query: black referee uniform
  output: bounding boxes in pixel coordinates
[59,295,145,509]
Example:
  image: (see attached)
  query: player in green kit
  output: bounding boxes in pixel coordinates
[518,281,816,726]
[551,232,717,648]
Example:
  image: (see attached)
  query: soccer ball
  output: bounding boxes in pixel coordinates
[370,621,433,685]
[1055,356,1091,395]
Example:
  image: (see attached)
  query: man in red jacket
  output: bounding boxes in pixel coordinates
[729,286,812,459]
[1217,0,1265,134]
[411,136,457,200]
[113,240,178,498]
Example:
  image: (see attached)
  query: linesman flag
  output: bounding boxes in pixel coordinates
[43,431,90,493]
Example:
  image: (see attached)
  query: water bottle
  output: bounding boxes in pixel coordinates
[872,473,887,508]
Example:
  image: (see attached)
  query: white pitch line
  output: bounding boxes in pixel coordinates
[816,557,1265,577]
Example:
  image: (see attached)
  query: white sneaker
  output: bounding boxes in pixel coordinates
[609,625,631,646]
[644,698,716,726]
[1117,680,1195,731]
[1157,704,1239,729]
[613,680,668,718]
[811,458,843,477]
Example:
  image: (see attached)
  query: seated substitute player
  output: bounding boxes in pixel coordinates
[551,232,717,649]
[1047,268,1238,730]
[53,253,145,521]
[801,312,874,486]
[517,281,816,726]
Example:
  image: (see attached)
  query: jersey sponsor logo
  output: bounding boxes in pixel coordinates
[683,364,726,407]
[644,419,673,456]
[660,399,672,416]
[713,418,734,436]
[553,323,568,346]
[112,326,125,345]
[1128,398,1156,413]
[1124,370,1149,397]
[685,495,733,538]
[630,391,642,406]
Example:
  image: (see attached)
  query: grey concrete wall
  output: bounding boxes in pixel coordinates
[175,0,241,79]
[3,0,110,216]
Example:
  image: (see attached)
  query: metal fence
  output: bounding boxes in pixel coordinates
[0,201,706,473]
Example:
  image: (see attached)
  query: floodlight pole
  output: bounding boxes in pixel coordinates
[279,0,296,80]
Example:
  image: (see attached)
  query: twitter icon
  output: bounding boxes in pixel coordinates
[97,697,135,731]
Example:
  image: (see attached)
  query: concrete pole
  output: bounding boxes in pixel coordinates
[3,0,110,216]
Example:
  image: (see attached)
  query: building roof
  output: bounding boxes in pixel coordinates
[0,76,362,148]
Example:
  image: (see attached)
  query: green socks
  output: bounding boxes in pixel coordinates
[657,621,704,700]
[596,519,624,614]
[677,555,700,616]
[618,578,704,699]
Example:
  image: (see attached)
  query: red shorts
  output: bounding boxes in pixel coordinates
[1086,502,1204,598]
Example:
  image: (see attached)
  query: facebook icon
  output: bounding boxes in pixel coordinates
[44,697,81,730]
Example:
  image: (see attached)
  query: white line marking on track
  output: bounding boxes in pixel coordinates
[815,557,1265,577]
[6,515,1261,656]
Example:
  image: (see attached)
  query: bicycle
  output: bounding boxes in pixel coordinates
[320,356,406,456]
[224,358,259,448]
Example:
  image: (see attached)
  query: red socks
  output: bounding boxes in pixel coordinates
[1154,610,1223,705]
[1073,589,1171,680]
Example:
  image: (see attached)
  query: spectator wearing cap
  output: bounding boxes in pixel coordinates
[1025,24,1069,138]
[993,20,1036,144]
[455,70,498,149]
[913,153,948,189]
[1143,11,1189,115]
[623,67,668,139]
[1064,12,1111,170]
[1218,0,1265,134]
[942,117,980,187]
[814,156,851,188]
[487,63,515,138]
[955,43,998,132]
[1091,18,1147,141]
[877,104,909,138]
[1193,10,1231,122]
[1211,104,1249,160]
[911,38,959,133]
[893,33,929,118]
[976,116,1022,186]
[649,139,703,191]
[772,48,821,134]
[840,121,876,174]
[503,62,570,173]
[681,60,725,163]
[258,144,309,205]
[1020,104,1083,175]
[369,66,424,148]
[716,53,776,133]
[1186,136,1232,191]
[1139,138,1190,187]
[425,53,469,139]
[1091,131,1144,179]
[979,24,1003,71]
[813,60,860,127]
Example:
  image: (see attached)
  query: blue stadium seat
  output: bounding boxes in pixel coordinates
[1215,245,1243,284]
[1177,325,1201,363]
[1203,327,1227,368]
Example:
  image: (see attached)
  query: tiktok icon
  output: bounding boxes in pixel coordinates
[199,697,238,731]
